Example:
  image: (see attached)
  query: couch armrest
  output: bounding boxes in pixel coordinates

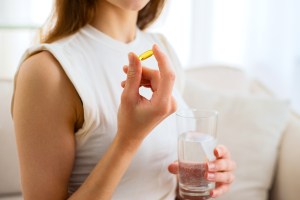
[270,113,300,200]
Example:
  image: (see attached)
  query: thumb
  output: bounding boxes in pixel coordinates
[123,53,142,96]
[168,161,179,174]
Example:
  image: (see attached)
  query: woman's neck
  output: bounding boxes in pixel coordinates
[90,1,139,43]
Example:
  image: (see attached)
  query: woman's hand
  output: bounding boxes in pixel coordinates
[118,44,177,147]
[168,145,236,198]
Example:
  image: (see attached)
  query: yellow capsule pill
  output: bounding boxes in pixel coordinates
[138,50,153,61]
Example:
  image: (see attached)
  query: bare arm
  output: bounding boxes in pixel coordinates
[13,51,82,200]
[13,44,176,200]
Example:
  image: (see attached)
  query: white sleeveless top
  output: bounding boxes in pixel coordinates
[18,25,187,200]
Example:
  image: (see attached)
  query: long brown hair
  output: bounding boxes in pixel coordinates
[41,0,165,43]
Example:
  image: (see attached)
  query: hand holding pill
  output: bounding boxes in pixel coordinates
[117,44,177,144]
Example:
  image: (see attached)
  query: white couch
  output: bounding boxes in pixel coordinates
[1,66,299,200]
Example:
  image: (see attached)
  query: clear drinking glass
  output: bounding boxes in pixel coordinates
[177,108,218,200]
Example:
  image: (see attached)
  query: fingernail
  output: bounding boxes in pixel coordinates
[207,173,215,180]
[128,53,134,65]
[216,147,222,157]
[208,163,216,171]
[121,80,126,87]
[210,190,216,197]
[153,44,160,53]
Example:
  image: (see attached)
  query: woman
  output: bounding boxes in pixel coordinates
[12,0,236,199]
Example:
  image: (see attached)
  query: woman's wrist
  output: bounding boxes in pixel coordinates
[114,130,143,154]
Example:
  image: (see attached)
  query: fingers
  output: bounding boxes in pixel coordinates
[206,171,235,184]
[210,183,231,198]
[123,65,160,82]
[121,45,177,117]
[122,53,142,100]
[214,145,231,159]
[122,65,160,92]
[167,161,179,174]
[207,158,236,172]
[122,45,176,99]
[121,77,153,89]
[206,145,236,198]
[152,44,176,99]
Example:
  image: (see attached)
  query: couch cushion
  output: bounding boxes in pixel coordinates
[0,194,22,200]
[0,80,21,195]
[183,68,289,200]
[185,66,251,95]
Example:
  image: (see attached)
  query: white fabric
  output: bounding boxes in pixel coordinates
[17,25,187,200]
[183,73,290,200]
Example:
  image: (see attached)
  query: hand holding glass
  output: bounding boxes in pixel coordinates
[177,109,218,199]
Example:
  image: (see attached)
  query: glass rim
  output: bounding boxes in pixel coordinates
[176,108,218,119]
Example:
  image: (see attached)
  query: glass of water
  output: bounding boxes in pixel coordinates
[177,108,218,200]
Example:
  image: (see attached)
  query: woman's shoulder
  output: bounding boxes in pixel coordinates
[19,51,63,83]
[13,51,83,119]
[16,31,82,84]
[14,51,69,107]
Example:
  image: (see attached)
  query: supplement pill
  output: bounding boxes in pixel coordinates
[138,50,153,61]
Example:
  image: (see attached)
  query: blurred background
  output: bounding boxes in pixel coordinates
[0,0,299,113]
